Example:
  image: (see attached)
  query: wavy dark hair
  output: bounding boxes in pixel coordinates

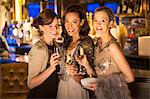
[61,4,90,48]
[32,9,57,34]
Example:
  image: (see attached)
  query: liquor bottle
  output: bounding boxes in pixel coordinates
[2,22,9,38]
[147,1,150,12]
[117,1,122,14]
[127,0,134,13]
[134,0,141,14]
[122,0,128,13]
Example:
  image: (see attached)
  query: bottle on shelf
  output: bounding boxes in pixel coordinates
[134,0,141,14]
[122,0,128,13]
[127,0,134,13]
[117,1,122,14]
[2,22,9,38]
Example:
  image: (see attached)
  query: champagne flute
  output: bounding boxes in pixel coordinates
[54,47,61,74]
[65,53,73,65]
[65,53,73,75]
[61,52,72,80]
[53,33,64,74]
[78,46,84,59]
[55,47,59,56]
[77,46,86,74]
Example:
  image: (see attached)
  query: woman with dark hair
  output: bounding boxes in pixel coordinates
[27,9,62,98]
[57,4,95,99]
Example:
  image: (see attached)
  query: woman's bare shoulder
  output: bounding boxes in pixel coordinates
[108,42,124,57]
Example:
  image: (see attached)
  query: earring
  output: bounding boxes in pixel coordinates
[80,19,84,26]
[80,23,83,26]
[110,25,113,28]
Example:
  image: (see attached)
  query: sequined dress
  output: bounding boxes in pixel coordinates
[94,40,132,99]
[57,36,95,99]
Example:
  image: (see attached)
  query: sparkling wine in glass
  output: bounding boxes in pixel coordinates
[54,47,61,74]
[65,53,72,65]
[78,46,84,59]
[61,53,72,80]
[55,47,59,56]
[77,46,86,74]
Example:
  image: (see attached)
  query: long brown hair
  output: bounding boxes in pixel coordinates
[62,4,90,48]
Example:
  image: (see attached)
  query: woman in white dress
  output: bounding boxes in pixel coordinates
[57,4,95,99]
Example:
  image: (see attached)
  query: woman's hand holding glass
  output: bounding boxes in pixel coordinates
[76,53,97,91]
[65,64,78,76]
[75,54,90,70]
[49,53,61,71]
[76,54,96,77]
[65,53,78,76]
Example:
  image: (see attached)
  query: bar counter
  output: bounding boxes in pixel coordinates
[0,54,29,99]
[125,54,150,99]
[0,54,28,64]
[0,52,149,99]
[126,54,150,70]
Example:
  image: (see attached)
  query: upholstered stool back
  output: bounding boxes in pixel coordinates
[0,62,29,99]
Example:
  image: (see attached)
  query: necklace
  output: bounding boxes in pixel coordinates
[96,39,115,53]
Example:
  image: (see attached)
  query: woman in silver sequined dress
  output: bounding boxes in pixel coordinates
[77,6,135,99]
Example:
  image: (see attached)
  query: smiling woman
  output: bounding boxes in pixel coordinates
[84,6,134,99]
[26,9,61,98]
[57,4,95,99]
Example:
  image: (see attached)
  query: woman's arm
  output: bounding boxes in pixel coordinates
[75,54,95,76]
[27,45,60,89]
[109,44,135,83]
[80,37,96,76]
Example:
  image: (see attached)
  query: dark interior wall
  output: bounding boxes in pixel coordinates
[63,0,81,8]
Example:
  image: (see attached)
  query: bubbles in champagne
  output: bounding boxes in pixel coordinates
[78,46,84,59]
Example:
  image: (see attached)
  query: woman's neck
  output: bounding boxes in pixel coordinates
[99,33,112,47]
[68,35,80,50]
[72,35,80,42]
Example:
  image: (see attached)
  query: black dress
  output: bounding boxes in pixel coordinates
[27,44,59,99]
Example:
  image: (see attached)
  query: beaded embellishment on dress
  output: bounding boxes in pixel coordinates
[94,39,132,99]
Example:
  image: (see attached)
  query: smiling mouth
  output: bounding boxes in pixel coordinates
[50,32,57,35]
[96,28,102,31]
[68,29,74,33]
